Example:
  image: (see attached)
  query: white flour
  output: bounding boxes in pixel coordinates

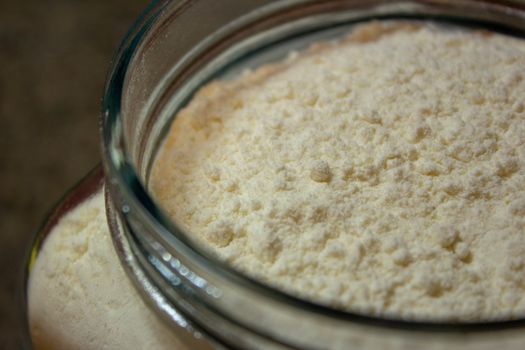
[151,22,525,320]
[28,190,185,350]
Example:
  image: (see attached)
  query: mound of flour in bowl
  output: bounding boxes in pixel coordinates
[151,21,525,321]
[28,190,187,349]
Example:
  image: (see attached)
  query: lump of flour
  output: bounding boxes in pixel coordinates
[151,21,525,321]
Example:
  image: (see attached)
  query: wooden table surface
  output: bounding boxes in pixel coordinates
[0,1,146,348]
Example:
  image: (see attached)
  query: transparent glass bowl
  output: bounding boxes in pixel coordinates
[27,0,525,349]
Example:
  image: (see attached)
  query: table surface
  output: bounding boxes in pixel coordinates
[0,1,146,348]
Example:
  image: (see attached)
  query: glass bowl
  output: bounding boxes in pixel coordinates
[29,0,525,349]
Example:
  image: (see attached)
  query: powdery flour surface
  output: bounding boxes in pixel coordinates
[151,22,525,321]
[28,190,185,350]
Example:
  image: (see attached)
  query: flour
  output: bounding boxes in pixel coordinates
[151,21,525,321]
[28,190,185,350]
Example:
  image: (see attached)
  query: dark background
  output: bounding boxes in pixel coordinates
[0,1,146,348]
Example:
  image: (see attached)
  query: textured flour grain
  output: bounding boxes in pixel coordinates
[151,21,525,321]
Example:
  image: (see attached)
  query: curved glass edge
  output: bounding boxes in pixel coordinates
[101,0,525,335]
[104,187,228,350]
